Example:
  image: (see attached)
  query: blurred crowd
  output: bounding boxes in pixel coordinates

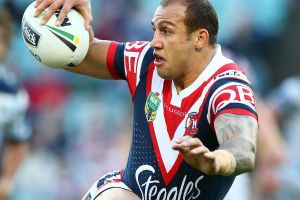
[0,0,300,199]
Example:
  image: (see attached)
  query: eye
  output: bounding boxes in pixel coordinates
[162,28,171,35]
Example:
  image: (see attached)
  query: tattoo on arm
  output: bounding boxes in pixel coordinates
[214,113,258,175]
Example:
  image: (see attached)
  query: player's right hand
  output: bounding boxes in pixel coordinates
[172,136,221,175]
[34,0,93,29]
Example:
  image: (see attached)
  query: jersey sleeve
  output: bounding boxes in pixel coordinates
[6,89,31,142]
[106,41,154,97]
[207,74,258,126]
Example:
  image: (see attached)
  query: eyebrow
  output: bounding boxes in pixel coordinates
[151,20,177,28]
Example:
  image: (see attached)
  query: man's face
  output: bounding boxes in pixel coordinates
[150,3,195,80]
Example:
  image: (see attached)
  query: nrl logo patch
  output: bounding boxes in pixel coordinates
[185,112,199,137]
[22,21,41,48]
[145,92,161,122]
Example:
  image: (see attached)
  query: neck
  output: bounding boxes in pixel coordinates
[174,46,217,93]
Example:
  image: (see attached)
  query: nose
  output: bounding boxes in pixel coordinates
[150,31,163,49]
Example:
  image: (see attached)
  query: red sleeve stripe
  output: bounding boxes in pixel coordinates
[106,41,120,80]
[214,108,258,122]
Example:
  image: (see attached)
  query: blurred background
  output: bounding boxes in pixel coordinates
[0,0,300,199]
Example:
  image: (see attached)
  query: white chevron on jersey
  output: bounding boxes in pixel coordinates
[148,46,240,184]
[170,45,233,107]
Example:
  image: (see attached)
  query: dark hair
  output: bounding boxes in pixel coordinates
[160,0,219,45]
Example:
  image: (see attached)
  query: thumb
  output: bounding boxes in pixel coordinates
[203,151,216,160]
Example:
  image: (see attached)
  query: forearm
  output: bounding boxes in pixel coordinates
[213,149,236,176]
[218,137,256,175]
[67,38,113,79]
[214,114,258,176]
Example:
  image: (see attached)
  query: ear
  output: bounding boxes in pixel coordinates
[194,29,209,50]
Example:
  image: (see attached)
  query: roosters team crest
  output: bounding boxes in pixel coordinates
[145,92,161,122]
[185,112,199,137]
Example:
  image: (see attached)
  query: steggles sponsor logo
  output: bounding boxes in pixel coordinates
[135,165,204,200]
[23,22,40,47]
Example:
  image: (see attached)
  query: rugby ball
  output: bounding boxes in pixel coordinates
[21,2,89,69]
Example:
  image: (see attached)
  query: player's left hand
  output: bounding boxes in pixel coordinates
[172,136,221,175]
[34,0,93,29]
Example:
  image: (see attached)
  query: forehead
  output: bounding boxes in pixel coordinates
[152,3,186,26]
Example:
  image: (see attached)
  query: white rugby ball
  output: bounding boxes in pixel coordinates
[21,2,89,69]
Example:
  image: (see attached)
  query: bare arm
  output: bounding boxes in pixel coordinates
[214,113,258,175]
[172,113,258,176]
[66,38,114,80]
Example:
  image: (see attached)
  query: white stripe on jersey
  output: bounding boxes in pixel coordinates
[207,82,256,124]
[150,71,234,172]
[124,42,151,87]
[123,50,138,78]
[136,43,151,86]
[170,45,233,107]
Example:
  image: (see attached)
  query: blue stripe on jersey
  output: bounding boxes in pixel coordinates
[209,78,255,107]
[113,43,154,81]
[139,47,154,79]
[113,43,126,80]
[218,103,257,117]
[0,79,19,94]
[212,78,253,89]
[196,100,219,151]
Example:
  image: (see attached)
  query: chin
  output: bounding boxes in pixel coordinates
[157,70,172,80]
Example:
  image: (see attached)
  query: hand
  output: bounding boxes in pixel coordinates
[172,136,221,175]
[34,0,93,29]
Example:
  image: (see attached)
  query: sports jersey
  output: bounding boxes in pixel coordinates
[104,42,257,200]
[0,66,31,173]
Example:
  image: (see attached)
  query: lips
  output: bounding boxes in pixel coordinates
[153,53,166,67]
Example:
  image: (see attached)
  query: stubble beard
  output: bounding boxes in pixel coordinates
[156,67,173,80]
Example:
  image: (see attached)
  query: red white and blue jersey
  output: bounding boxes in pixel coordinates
[106,41,257,200]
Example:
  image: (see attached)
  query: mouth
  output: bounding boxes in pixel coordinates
[153,53,166,67]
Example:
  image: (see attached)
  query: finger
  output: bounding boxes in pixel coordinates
[55,4,72,26]
[40,0,63,25]
[181,137,203,149]
[78,6,93,30]
[84,15,93,30]
[203,152,217,160]
[173,145,190,154]
[189,146,210,155]
[173,136,202,151]
[172,142,185,151]
[34,0,53,17]
[172,140,190,153]
[34,0,44,8]
[174,136,187,144]
[172,137,191,150]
